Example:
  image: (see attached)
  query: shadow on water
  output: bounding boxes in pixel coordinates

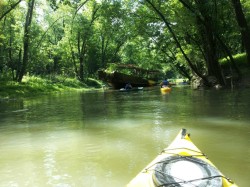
[0,87,250,186]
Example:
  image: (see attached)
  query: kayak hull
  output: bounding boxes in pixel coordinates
[161,86,171,93]
[127,129,238,187]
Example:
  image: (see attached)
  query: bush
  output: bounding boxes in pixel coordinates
[85,78,102,88]
[220,53,247,67]
[0,75,102,99]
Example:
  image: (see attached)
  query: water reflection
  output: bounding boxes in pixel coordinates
[0,88,250,186]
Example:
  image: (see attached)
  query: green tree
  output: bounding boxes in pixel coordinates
[0,0,22,21]
[0,0,249,86]
[16,0,35,82]
[231,0,250,66]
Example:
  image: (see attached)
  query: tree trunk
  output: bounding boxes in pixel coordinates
[76,3,99,81]
[77,32,87,81]
[79,56,84,81]
[216,35,241,80]
[203,19,225,85]
[231,0,250,66]
[101,35,109,68]
[179,0,226,86]
[17,0,35,82]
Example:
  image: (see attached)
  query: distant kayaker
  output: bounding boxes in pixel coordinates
[160,79,169,88]
[125,83,132,90]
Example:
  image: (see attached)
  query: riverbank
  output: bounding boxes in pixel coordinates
[0,76,103,99]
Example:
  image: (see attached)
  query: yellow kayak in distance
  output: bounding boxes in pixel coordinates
[161,86,172,94]
[127,129,238,187]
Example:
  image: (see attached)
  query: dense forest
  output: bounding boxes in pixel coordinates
[0,0,250,88]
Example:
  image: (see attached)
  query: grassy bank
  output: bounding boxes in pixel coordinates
[220,53,250,86]
[0,76,103,99]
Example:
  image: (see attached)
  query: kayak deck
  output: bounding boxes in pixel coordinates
[127,129,238,187]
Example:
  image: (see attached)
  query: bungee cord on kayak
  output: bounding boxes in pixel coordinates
[155,175,233,187]
[143,155,223,187]
[143,155,208,173]
[127,129,238,187]
[162,148,208,158]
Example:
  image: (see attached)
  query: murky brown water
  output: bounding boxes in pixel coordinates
[0,86,250,186]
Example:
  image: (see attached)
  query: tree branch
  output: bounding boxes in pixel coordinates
[0,0,23,21]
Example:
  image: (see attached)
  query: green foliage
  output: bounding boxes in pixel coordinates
[242,0,250,20]
[0,0,249,86]
[85,78,102,88]
[0,75,102,99]
[220,53,247,67]
[235,53,248,67]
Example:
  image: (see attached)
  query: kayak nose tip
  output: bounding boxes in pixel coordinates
[181,128,187,139]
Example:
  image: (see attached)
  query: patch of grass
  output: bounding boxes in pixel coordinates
[0,76,102,99]
[85,78,103,88]
[168,78,189,85]
[220,53,247,67]
[220,53,250,76]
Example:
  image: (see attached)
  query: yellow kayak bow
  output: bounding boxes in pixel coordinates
[127,129,238,187]
[161,86,172,94]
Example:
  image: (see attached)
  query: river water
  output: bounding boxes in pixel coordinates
[0,86,250,187]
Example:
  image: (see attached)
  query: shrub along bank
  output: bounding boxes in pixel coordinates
[0,76,103,99]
